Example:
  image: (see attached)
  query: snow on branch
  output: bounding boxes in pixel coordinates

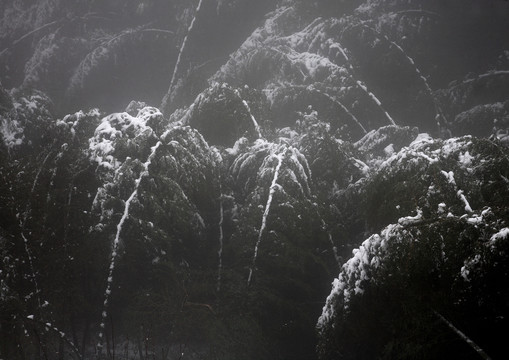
[97,141,162,353]
[308,84,367,134]
[328,40,397,126]
[232,88,262,138]
[26,316,82,360]
[247,150,284,286]
[356,23,448,132]
[69,25,172,95]
[440,170,473,213]
[161,0,205,112]
[216,188,224,293]
[0,19,62,59]
[434,311,493,360]
[317,222,405,329]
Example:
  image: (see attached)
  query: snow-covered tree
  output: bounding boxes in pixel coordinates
[317,132,509,359]
[1,1,509,359]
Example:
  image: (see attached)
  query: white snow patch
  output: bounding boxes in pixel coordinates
[438,203,447,214]
[461,254,481,282]
[88,109,155,169]
[441,170,456,185]
[318,223,404,329]
[248,151,284,286]
[457,190,473,213]
[410,133,434,147]
[398,209,423,226]
[489,227,509,246]
[384,144,394,156]
[459,151,474,167]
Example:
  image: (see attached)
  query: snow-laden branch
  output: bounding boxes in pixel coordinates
[266,42,397,127]
[92,26,173,50]
[26,316,83,360]
[69,25,173,94]
[20,233,41,307]
[310,85,367,134]
[217,188,224,293]
[0,20,62,58]
[355,81,396,126]
[161,0,205,112]
[358,24,448,133]
[97,141,162,353]
[18,149,56,308]
[391,9,440,18]
[460,70,509,86]
[434,311,492,360]
[321,220,341,268]
[30,151,54,194]
[247,151,284,286]
[233,88,262,138]
[263,82,366,134]
[329,41,397,126]
[440,170,473,213]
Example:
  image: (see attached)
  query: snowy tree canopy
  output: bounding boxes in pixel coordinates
[1,0,509,359]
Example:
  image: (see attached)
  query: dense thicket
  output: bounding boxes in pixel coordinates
[1,0,508,359]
